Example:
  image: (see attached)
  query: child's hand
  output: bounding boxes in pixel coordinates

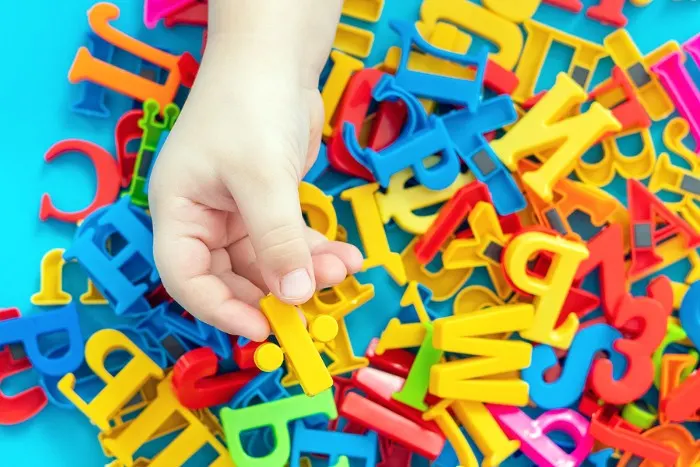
[149,0,362,341]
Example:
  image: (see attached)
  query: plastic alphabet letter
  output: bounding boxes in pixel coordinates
[0,309,48,425]
[659,354,699,423]
[586,0,627,27]
[342,0,385,22]
[665,371,700,423]
[451,400,520,467]
[503,230,589,348]
[523,323,626,409]
[398,281,436,324]
[40,140,120,223]
[172,347,258,409]
[376,319,426,355]
[429,304,534,405]
[415,181,493,264]
[419,0,524,71]
[679,280,700,348]
[442,96,525,215]
[329,69,387,180]
[648,152,700,204]
[589,67,652,138]
[340,392,445,460]
[513,21,607,104]
[69,3,190,111]
[0,304,83,377]
[100,373,234,467]
[423,400,478,467]
[290,420,378,467]
[333,23,374,58]
[488,405,594,467]
[382,21,518,99]
[627,179,700,276]
[254,295,333,396]
[589,408,679,465]
[520,159,626,243]
[375,159,473,235]
[58,329,164,431]
[483,0,541,22]
[571,224,628,323]
[605,29,678,121]
[402,238,474,301]
[322,50,364,138]
[233,337,262,371]
[390,20,488,110]
[221,389,337,467]
[542,0,583,12]
[443,202,516,299]
[31,249,73,306]
[228,369,290,411]
[653,322,695,388]
[618,424,700,467]
[64,196,158,315]
[143,0,199,28]
[303,143,330,185]
[493,73,621,202]
[341,183,407,285]
[163,1,207,27]
[299,182,338,241]
[651,33,700,152]
[162,302,232,360]
[393,323,442,411]
[352,367,440,432]
[72,32,114,118]
[590,279,671,405]
[344,76,462,191]
[577,127,656,188]
[365,339,415,379]
[128,100,179,207]
[114,109,143,188]
[383,21,474,114]
[283,278,372,385]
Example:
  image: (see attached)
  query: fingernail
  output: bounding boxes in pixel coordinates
[348,248,365,273]
[280,268,312,300]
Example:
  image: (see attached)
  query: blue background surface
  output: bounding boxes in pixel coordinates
[1,0,700,466]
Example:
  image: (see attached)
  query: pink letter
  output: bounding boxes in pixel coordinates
[651,33,700,154]
[487,405,594,467]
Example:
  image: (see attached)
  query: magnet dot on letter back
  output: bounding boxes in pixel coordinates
[254,295,336,396]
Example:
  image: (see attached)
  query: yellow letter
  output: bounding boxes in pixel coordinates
[420,0,523,71]
[513,21,607,104]
[453,400,521,467]
[101,375,233,467]
[58,329,164,432]
[483,0,541,22]
[334,23,374,58]
[493,73,621,202]
[81,279,108,305]
[401,238,472,301]
[375,158,472,234]
[282,277,373,386]
[424,400,479,467]
[443,202,513,299]
[31,249,72,306]
[321,50,364,137]
[429,304,534,405]
[300,182,338,240]
[255,295,334,396]
[503,231,589,348]
[342,183,407,285]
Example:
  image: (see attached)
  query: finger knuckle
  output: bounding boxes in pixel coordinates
[257,224,308,270]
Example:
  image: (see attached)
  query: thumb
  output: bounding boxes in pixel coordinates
[226,156,315,305]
